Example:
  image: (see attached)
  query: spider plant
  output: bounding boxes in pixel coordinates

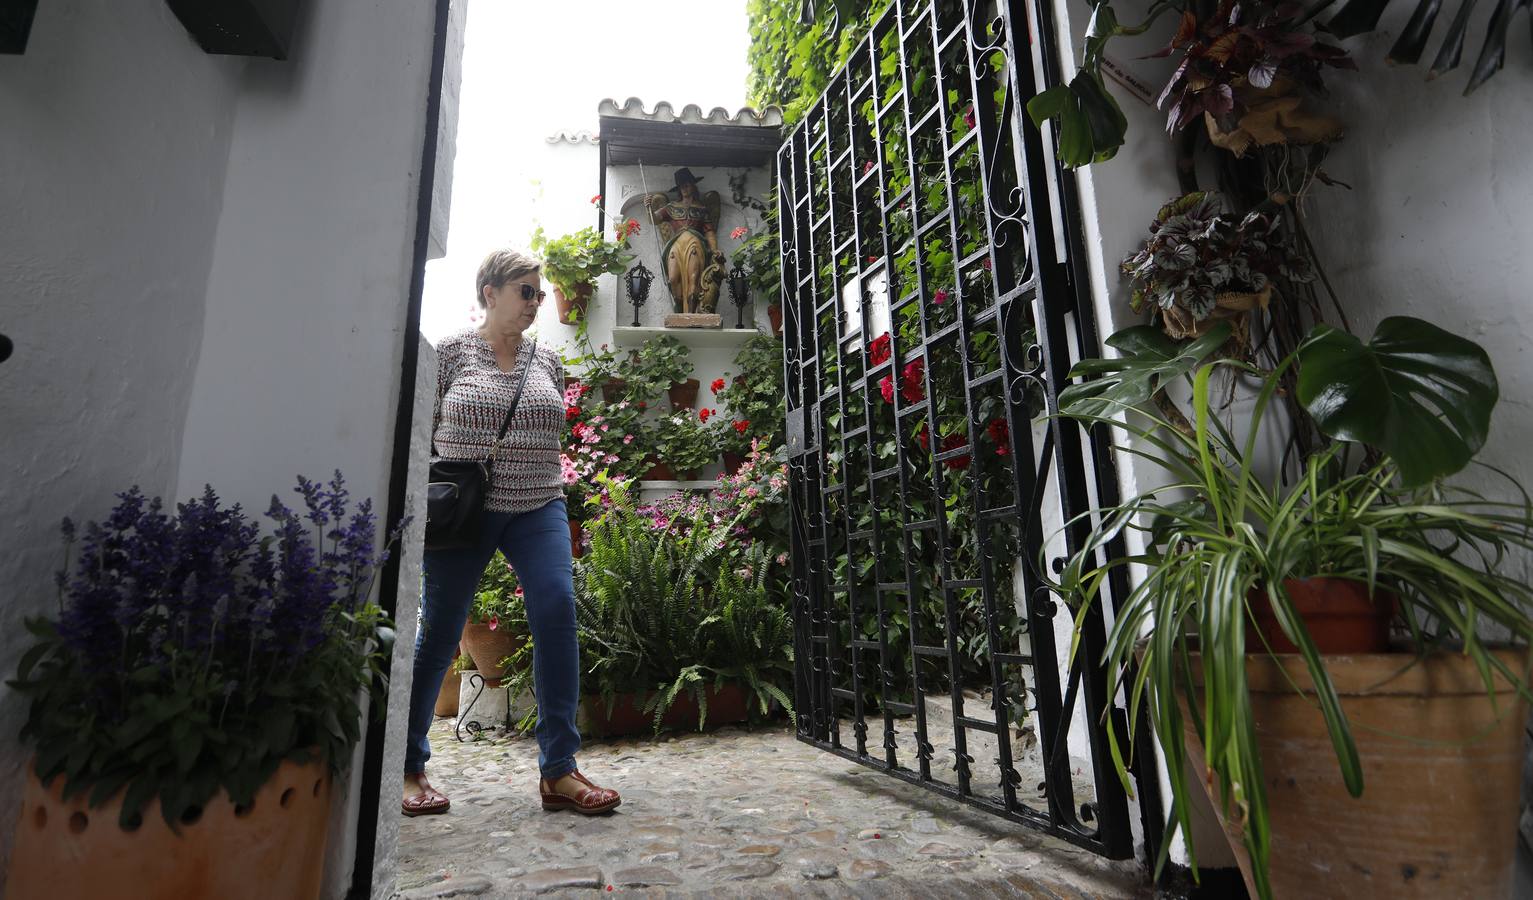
[1050,317,1533,898]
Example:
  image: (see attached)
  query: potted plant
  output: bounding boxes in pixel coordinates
[628,335,696,409]
[7,474,396,900]
[436,648,463,718]
[530,226,634,326]
[652,409,720,481]
[1121,192,1315,344]
[1052,317,1532,899]
[711,335,788,470]
[459,552,528,684]
[504,478,793,738]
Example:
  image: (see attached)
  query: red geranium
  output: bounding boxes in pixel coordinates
[868,333,892,366]
[711,377,726,393]
[733,420,750,434]
[699,408,714,422]
[590,194,602,204]
[879,375,895,404]
[899,358,925,404]
[916,423,930,450]
[933,288,949,305]
[986,417,1010,456]
[565,405,580,421]
[940,432,970,470]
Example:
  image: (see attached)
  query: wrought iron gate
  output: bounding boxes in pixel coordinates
[777,0,1159,860]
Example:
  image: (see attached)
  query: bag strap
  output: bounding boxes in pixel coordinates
[488,339,538,458]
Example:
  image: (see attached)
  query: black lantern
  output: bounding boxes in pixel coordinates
[728,261,750,329]
[626,262,653,327]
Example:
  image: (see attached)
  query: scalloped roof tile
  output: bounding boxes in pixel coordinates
[597,97,783,128]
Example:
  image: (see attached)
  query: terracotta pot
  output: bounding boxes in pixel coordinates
[722,452,746,475]
[1183,649,1528,899]
[600,378,627,403]
[554,283,593,326]
[459,622,526,684]
[582,684,750,738]
[435,654,462,717]
[768,303,783,337]
[667,378,700,410]
[569,518,583,559]
[7,756,331,899]
[1247,577,1394,654]
[676,468,702,482]
[642,461,675,481]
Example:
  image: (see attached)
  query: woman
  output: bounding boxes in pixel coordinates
[402,248,620,817]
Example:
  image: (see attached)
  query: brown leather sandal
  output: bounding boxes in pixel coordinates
[539,769,620,815]
[402,773,450,817]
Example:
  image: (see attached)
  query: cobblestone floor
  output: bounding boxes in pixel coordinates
[395,716,1149,899]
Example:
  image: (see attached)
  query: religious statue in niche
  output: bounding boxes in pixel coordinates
[644,168,725,327]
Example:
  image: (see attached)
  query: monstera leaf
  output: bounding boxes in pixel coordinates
[1059,322,1232,419]
[1298,317,1498,487]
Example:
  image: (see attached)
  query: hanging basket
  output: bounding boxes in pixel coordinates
[554,283,593,326]
[667,378,700,410]
[7,757,332,900]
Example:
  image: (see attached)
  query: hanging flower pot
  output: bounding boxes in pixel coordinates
[600,378,627,403]
[554,282,593,326]
[7,757,332,900]
[667,378,701,410]
[435,651,462,717]
[459,623,526,684]
[768,303,783,337]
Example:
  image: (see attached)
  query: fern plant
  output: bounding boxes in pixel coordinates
[504,478,794,734]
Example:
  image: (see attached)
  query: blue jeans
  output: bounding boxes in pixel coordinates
[404,498,580,779]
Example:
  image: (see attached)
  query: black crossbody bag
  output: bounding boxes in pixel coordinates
[425,340,537,550]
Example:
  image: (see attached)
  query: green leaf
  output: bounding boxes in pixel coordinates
[1059,323,1232,420]
[1071,71,1127,164]
[1298,316,1498,487]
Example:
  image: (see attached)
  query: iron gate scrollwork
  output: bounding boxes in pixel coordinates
[778,0,1161,861]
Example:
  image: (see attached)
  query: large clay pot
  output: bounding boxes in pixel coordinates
[768,303,783,337]
[1184,648,1528,898]
[554,283,593,326]
[7,756,332,899]
[642,460,675,481]
[667,378,700,411]
[460,622,526,684]
[582,683,750,738]
[435,654,462,717]
[1247,577,1394,654]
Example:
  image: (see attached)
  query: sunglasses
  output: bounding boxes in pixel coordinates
[516,283,547,302]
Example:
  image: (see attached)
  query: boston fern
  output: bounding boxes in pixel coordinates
[12,474,398,829]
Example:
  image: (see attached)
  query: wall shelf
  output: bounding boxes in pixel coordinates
[612,326,762,348]
[636,480,718,491]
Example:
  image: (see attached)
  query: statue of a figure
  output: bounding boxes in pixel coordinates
[644,168,726,314]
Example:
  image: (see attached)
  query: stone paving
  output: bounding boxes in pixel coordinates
[394,714,1149,899]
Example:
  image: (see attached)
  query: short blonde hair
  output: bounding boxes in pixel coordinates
[475,248,541,307]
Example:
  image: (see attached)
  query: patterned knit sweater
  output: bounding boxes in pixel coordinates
[433,329,565,514]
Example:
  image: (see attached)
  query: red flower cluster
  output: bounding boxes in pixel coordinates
[590,194,602,204]
[986,417,1010,456]
[730,226,748,240]
[933,288,949,305]
[616,218,641,241]
[962,105,976,130]
[699,408,715,422]
[916,423,930,450]
[878,357,925,406]
[868,333,892,366]
[565,405,580,421]
[711,377,726,393]
[733,420,750,434]
[940,431,970,470]
[862,160,876,175]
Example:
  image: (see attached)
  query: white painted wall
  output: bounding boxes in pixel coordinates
[0,0,455,895]
[0,1,244,888]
